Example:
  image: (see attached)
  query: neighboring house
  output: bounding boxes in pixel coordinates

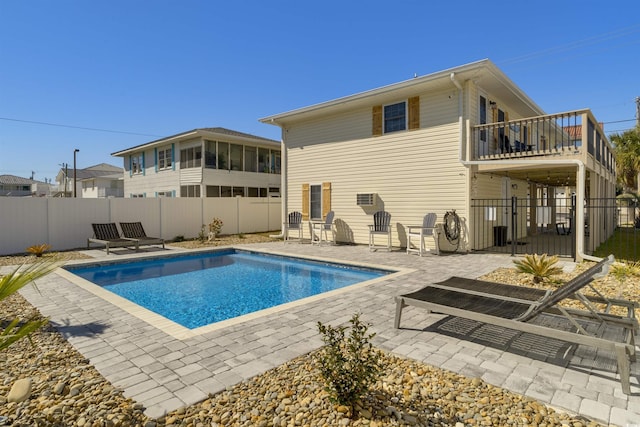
[54,163,124,198]
[260,59,616,260]
[0,175,51,197]
[111,127,281,198]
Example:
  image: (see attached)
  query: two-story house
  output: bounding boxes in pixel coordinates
[111,127,281,199]
[260,59,616,260]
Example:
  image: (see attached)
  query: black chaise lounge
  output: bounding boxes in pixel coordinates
[119,222,165,250]
[87,223,139,254]
[394,255,638,395]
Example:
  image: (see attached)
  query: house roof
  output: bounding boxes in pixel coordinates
[0,174,38,185]
[57,163,123,180]
[111,127,280,157]
[260,59,546,127]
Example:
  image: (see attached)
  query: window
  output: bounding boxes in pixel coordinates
[180,185,200,197]
[206,185,220,197]
[310,184,322,220]
[158,147,172,170]
[131,154,143,174]
[232,187,245,197]
[271,150,281,174]
[131,193,145,198]
[247,187,259,197]
[244,146,257,172]
[220,186,232,197]
[384,101,406,133]
[230,144,243,171]
[218,142,229,170]
[180,146,202,169]
[204,140,217,169]
[258,147,269,172]
[157,190,173,197]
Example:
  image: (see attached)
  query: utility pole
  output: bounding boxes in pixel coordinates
[636,96,640,127]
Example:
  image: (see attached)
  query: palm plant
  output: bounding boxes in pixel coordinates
[513,253,563,284]
[0,260,59,351]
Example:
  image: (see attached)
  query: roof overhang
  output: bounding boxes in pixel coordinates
[111,128,280,157]
[259,59,545,127]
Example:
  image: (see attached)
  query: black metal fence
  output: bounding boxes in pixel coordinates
[470,197,639,261]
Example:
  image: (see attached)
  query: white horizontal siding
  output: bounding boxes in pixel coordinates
[286,124,468,248]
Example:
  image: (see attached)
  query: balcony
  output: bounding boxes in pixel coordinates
[470,109,615,176]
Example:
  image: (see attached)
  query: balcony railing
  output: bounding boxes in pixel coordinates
[470,110,615,174]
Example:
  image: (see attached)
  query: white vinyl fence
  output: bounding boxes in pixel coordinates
[0,197,282,255]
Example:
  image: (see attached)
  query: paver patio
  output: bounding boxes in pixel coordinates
[18,242,640,425]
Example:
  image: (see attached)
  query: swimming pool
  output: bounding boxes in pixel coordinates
[66,249,388,329]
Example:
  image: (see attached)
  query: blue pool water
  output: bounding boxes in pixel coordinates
[67,250,387,329]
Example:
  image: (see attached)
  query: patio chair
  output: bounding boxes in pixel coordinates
[88,223,139,254]
[394,255,638,395]
[119,222,165,250]
[310,211,335,246]
[283,211,303,243]
[406,213,439,256]
[368,210,392,251]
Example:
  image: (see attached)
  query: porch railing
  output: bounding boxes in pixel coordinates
[470,110,615,174]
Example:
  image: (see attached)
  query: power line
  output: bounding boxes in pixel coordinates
[602,119,636,124]
[0,117,163,138]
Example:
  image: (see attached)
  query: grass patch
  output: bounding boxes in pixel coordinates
[593,226,640,261]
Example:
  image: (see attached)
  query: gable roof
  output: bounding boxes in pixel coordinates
[260,59,545,127]
[111,127,280,157]
[57,163,123,180]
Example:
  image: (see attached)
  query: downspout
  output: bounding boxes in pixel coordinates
[270,123,286,238]
[449,73,598,262]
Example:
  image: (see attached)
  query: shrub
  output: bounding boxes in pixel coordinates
[26,243,51,257]
[513,253,563,284]
[315,313,384,413]
[208,218,224,238]
[1,260,59,351]
[198,225,207,243]
[610,261,640,298]
[172,235,185,242]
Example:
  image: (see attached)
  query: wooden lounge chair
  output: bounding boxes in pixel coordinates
[368,210,392,251]
[394,255,639,394]
[310,210,335,246]
[406,213,439,256]
[87,223,139,254]
[283,211,303,244]
[119,222,165,250]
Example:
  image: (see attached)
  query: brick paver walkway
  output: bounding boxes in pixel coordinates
[19,242,640,425]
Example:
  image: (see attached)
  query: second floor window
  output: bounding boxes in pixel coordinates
[384,101,406,133]
[131,154,143,174]
[158,147,172,170]
[180,146,202,169]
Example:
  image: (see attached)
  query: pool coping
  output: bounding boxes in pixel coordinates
[58,245,415,340]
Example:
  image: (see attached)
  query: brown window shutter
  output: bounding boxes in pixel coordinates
[372,105,382,136]
[408,96,420,130]
[321,182,331,219]
[301,183,310,220]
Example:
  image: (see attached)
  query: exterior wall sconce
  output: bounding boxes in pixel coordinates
[489,101,497,110]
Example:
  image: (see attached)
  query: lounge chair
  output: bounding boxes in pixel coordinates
[310,211,335,246]
[88,223,139,254]
[394,255,638,394]
[406,213,439,256]
[119,222,165,250]
[368,210,392,251]
[283,211,303,243]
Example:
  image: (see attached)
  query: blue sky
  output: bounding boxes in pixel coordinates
[1,0,639,182]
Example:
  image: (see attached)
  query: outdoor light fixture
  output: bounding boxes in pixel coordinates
[489,100,497,110]
[73,149,80,198]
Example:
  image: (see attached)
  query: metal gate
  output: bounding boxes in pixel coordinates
[471,196,640,261]
[470,196,576,258]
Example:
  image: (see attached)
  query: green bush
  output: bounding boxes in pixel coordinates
[1,260,59,351]
[315,313,384,413]
[513,253,563,284]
